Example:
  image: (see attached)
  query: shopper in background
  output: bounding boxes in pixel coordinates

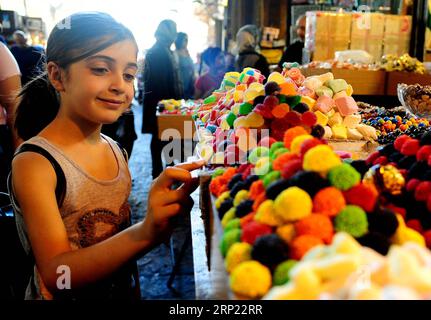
[0,42,21,193]
[235,24,269,78]
[194,47,226,99]
[142,19,184,178]
[174,32,195,99]
[10,30,45,85]
[278,14,306,67]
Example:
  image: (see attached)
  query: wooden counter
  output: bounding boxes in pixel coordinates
[385,71,431,96]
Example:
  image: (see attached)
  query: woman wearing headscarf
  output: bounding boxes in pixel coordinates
[142,19,184,178]
[234,24,270,78]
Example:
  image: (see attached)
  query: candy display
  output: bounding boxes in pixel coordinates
[357,101,431,144]
[205,122,431,300]
[193,67,377,164]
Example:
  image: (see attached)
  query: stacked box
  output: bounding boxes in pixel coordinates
[350,12,385,62]
[383,15,412,56]
[305,11,351,61]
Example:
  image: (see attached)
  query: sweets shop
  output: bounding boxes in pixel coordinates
[160,63,431,301]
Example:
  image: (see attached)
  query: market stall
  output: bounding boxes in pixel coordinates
[189,66,431,300]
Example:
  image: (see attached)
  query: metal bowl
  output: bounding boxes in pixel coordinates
[397,83,431,119]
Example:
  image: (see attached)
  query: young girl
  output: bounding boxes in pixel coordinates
[9,12,204,300]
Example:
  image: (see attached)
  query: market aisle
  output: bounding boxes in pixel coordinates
[128,100,195,299]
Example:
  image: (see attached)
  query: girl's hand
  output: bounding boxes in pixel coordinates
[142,160,205,245]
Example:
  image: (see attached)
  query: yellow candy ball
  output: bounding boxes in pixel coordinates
[303,145,342,174]
[225,242,252,273]
[274,187,312,223]
[230,261,272,298]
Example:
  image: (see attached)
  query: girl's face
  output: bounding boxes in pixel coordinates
[60,39,138,125]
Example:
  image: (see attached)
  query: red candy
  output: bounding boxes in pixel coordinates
[241,221,273,245]
[264,95,279,108]
[284,111,303,126]
[255,103,274,119]
[414,181,431,201]
[406,219,423,233]
[417,145,431,161]
[385,204,406,219]
[427,194,431,212]
[394,135,411,151]
[366,151,381,165]
[343,183,378,212]
[301,111,317,127]
[272,153,299,171]
[373,156,388,166]
[281,159,303,179]
[424,230,431,249]
[406,178,421,192]
[400,139,420,156]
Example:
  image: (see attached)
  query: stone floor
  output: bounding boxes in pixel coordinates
[127,101,195,300]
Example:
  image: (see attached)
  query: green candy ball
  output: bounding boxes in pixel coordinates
[263,171,281,188]
[270,147,290,160]
[328,163,361,191]
[212,168,226,178]
[273,260,298,286]
[270,141,285,155]
[248,147,270,165]
[239,102,254,115]
[220,229,242,257]
[285,95,301,108]
[225,218,241,232]
[226,112,237,128]
[335,205,368,238]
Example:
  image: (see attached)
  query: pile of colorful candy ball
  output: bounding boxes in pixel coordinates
[208,127,431,300]
[193,67,378,164]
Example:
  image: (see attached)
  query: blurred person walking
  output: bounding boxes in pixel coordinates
[142,20,184,178]
[234,24,269,78]
[174,32,195,99]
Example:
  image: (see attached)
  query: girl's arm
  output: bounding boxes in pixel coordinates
[12,152,204,294]
[0,74,22,149]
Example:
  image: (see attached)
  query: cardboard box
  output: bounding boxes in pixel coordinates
[383,15,412,56]
[350,13,385,62]
[306,11,351,61]
[157,113,195,140]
